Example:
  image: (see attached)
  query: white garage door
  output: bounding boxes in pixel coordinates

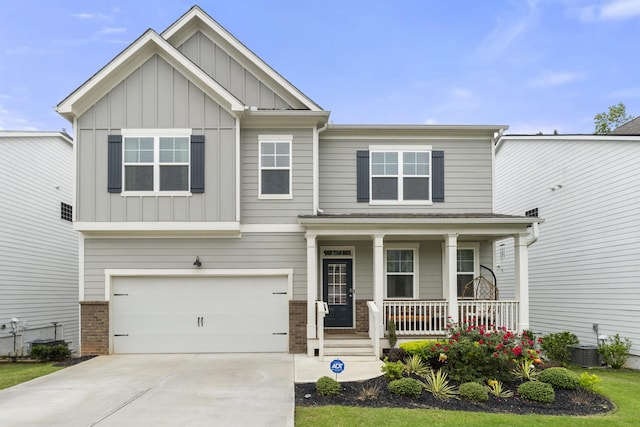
[112,275,289,353]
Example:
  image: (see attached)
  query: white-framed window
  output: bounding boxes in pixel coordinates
[122,129,191,194]
[457,244,479,298]
[259,135,292,199]
[370,145,431,204]
[385,243,419,299]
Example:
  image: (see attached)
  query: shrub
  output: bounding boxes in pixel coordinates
[31,344,70,361]
[486,379,514,398]
[517,381,555,403]
[459,382,488,402]
[387,319,397,348]
[537,367,579,390]
[403,354,431,377]
[512,359,539,381]
[599,333,632,369]
[540,331,578,364]
[386,347,407,362]
[420,369,459,401]
[316,376,341,396]
[380,359,405,381]
[579,372,602,391]
[357,383,381,401]
[388,377,422,398]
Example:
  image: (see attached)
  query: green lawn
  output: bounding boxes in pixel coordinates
[295,368,639,426]
[0,363,63,390]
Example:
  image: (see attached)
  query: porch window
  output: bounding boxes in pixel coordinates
[386,248,417,298]
[259,135,292,198]
[370,147,431,203]
[457,248,477,297]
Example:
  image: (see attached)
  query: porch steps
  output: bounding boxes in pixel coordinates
[322,335,379,361]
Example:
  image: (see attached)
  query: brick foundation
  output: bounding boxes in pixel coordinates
[289,300,307,353]
[80,301,109,355]
[355,300,370,333]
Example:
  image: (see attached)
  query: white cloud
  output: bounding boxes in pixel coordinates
[424,118,439,125]
[0,105,40,131]
[451,88,474,100]
[573,0,640,21]
[71,12,111,20]
[96,27,127,35]
[529,71,585,87]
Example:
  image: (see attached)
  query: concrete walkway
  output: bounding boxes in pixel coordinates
[0,353,382,427]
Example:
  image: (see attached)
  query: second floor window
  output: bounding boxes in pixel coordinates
[122,130,190,193]
[370,149,430,203]
[259,135,292,198]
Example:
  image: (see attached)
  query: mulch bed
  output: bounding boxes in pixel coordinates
[295,376,615,416]
[53,355,98,367]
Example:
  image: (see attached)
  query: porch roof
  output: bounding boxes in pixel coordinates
[298,213,539,238]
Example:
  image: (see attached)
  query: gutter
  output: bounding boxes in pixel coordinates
[527,221,540,247]
[313,122,329,214]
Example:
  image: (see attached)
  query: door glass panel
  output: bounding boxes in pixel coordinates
[327,263,347,305]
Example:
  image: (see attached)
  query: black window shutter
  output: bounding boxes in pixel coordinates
[107,135,122,193]
[432,150,444,202]
[190,135,205,193]
[356,150,370,202]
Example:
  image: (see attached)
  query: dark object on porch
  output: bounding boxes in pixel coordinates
[569,344,600,367]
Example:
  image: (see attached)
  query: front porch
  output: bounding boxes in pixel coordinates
[299,213,538,359]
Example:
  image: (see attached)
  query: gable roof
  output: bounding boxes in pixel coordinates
[57,29,246,122]
[161,6,322,111]
[611,116,640,135]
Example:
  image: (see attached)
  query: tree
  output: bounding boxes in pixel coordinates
[594,102,633,134]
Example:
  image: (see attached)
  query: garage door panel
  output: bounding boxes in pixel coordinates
[113,275,289,353]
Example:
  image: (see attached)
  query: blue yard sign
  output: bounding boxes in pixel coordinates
[330,359,345,380]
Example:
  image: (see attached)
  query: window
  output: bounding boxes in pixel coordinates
[60,202,72,222]
[122,129,191,193]
[370,147,430,203]
[259,135,292,198]
[457,247,478,298]
[385,245,418,298]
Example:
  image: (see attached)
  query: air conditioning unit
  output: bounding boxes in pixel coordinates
[569,344,599,367]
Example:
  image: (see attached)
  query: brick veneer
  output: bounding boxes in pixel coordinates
[289,300,307,353]
[80,301,109,355]
[355,300,370,333]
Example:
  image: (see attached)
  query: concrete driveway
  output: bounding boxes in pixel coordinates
[0,354,294,427]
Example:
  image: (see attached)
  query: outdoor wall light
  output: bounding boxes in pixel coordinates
[193,256,202,267]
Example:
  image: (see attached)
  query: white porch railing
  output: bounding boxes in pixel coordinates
[458,300,519,332]
[316,301,328,360]
[383,300,520,335]
[384,300,449,336]
[367,301,381,357]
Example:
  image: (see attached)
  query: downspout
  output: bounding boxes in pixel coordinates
[527,221,539,247]
[312,122,329,215]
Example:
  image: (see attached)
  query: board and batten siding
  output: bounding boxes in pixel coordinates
[178,31,293,110]
[318,137,493,214]
[76,54,236,223]
[495,137,640,358]
[0,134,79,354]
[83,234,307,300]
[240,128,314,223]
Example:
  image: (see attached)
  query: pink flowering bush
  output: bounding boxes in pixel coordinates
[418,318,542,383]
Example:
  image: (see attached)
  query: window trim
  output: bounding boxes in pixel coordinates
[384,243,420,300]
[457,243,479,299]
[121,128,192,196]
[369,144,432,205]
[258,135,293,200]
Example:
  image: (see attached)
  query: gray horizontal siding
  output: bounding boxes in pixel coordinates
[496,138,640,356]
[318,137,493,214]
[240,128,314,223]
[0,135,79,353]
[77,54,237,223]
[83,234,307,300]
[179,31,293,110]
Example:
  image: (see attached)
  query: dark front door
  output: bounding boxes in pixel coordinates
[323,259,353,327]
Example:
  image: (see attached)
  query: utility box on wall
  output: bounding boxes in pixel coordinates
[569,344,599,367]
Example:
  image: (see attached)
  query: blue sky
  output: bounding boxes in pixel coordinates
[1,0,639,134]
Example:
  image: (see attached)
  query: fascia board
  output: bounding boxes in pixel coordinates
[56,30,244,120]
[161,7,322,112]
[0,131,73,146]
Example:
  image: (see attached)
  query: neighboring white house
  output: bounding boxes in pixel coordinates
[495,134,640,368]
[0,131,78,356]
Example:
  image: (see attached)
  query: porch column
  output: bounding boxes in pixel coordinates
[444,234,458,323]
[514,233,530,331]
[306,233,317,340]
[372,234,385,336]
